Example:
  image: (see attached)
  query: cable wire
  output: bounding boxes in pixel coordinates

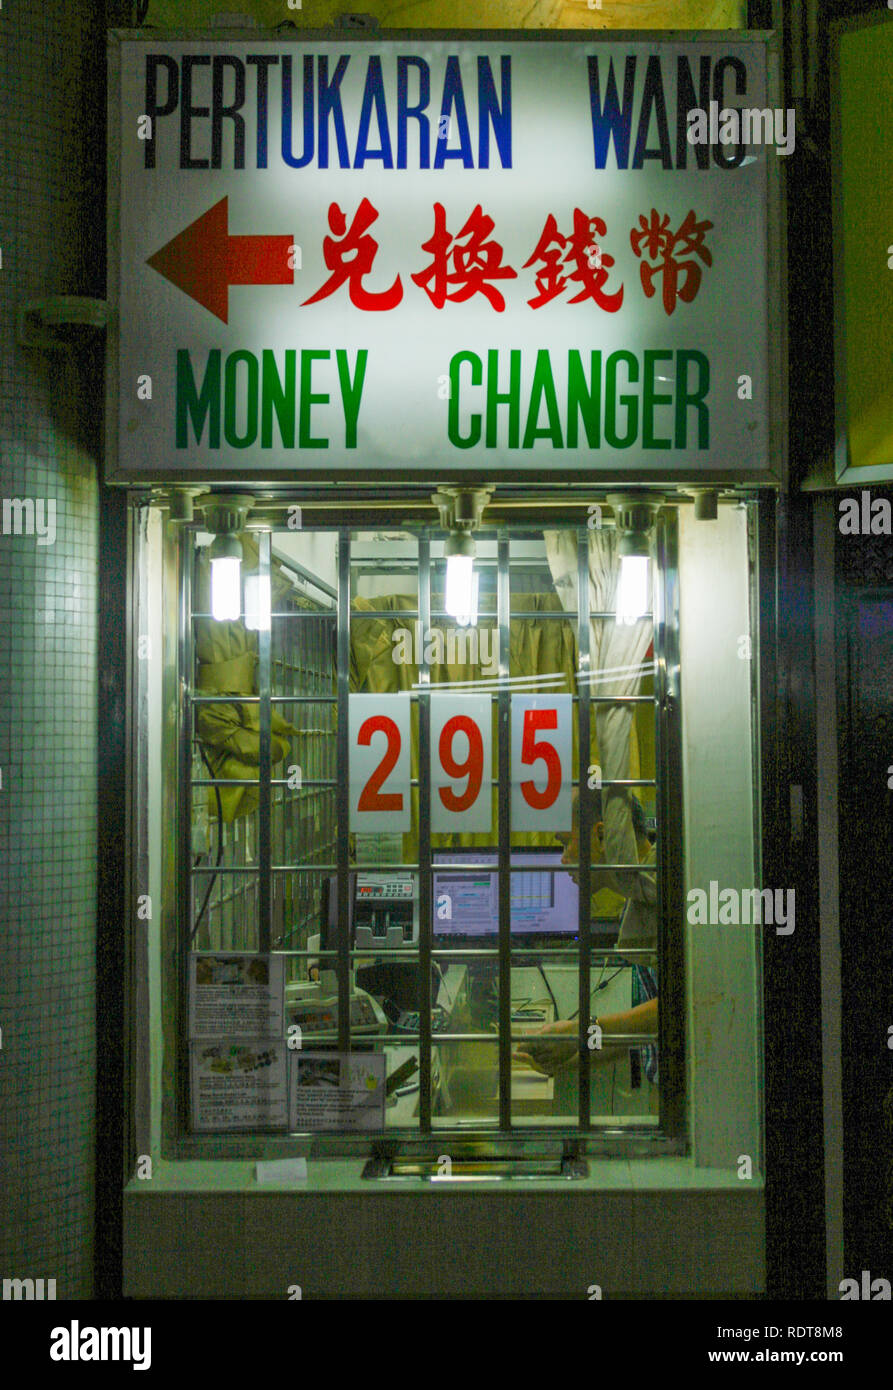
[191,745,224,944]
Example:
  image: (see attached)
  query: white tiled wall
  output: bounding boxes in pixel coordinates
[0,1,99,1297]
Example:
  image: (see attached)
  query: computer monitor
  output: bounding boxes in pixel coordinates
[432,848,580,939]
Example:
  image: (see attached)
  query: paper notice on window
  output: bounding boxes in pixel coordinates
[191,1039,288,1132]
[290,1052,386,1132]
[189,952,285,1038]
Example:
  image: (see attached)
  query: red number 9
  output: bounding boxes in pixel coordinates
[438,715,484,813]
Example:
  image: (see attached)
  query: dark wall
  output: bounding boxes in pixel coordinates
[835,527,893,1279]
[763,0,893,1295]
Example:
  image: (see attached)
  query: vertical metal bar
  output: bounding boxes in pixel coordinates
[417,535,432,1132]
[497,533,511,1130]
[258,530,272,954]
[813,495,843,1296]
[336,532,351,1056]
[130,506,151,1162]
[178,526,194,1130]
[654,508,685,1139]
[789,0,805,101]
[654,512,669,1133]
[576,529,592,1131]
[805,0,818,110]
[757,492,778,1175]
[288,601,297,917]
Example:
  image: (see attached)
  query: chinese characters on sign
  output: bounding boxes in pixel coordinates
[154,197,714,319]
[630,208,713,317]
[301,200,711,316]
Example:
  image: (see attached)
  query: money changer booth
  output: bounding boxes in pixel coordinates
[109,25,785,1297]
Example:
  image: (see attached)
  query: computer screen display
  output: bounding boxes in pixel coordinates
[433,849,579,938]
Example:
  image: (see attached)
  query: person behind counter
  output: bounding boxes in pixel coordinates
[514,786,659,1078]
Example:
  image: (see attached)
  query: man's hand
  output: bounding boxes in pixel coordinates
[514,1020,578,1077]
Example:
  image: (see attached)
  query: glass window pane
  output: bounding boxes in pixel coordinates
[433,1040,501,1128]
[176,509,685,1149]
[191,873,260,953]
[351,530,418,612]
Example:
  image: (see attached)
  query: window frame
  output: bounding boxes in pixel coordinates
[147,502,688,1160]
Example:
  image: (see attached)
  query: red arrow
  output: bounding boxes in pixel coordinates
[146,197,293,324]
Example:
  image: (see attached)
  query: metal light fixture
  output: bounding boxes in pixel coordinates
[607,495,662,626]
[198,493,255,624]
[692,488,719,521]
[432,486,491,627]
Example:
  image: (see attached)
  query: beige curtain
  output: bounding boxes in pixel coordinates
[192,535,303,822]
[544,529,655,891]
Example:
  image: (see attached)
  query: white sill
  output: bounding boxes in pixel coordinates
[125,1155,764,1195]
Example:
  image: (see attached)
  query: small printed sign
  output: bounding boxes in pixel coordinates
[191,1039,288,1131]
[289,1051,386,1132]
[189,952,285,1038]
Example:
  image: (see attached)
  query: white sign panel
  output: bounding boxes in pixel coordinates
[108,34,778,482]
[289,1051,386,1132]
[189,952,285,1038]
[190,1039,288,1131]
[430,693,492,833]
[510,694,572,832]
[349,692,411,831]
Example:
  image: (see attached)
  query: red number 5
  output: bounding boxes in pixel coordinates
[520,708,561,809]
[357,715,403,812]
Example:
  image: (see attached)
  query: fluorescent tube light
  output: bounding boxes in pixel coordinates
[244,572,271,631]
[209,533,243,622]
[444,531,476,625]
[616,553,650,626]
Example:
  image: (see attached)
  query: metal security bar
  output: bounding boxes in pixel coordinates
[577,528,593,1128]
[270,579,337,950]
[188,538,337,958]
[258,531,272,955]
[336,536,351,1057]
[417,536,433,1131]
[496,533,511,1129]
[654,510,685,1140]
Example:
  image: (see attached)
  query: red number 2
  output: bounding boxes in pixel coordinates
[520,707,561,809]
[357,715,403,812]
[438,715,484,813]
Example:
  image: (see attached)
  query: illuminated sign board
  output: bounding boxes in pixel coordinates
[106,31,783,484]
[832,12,893,483]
